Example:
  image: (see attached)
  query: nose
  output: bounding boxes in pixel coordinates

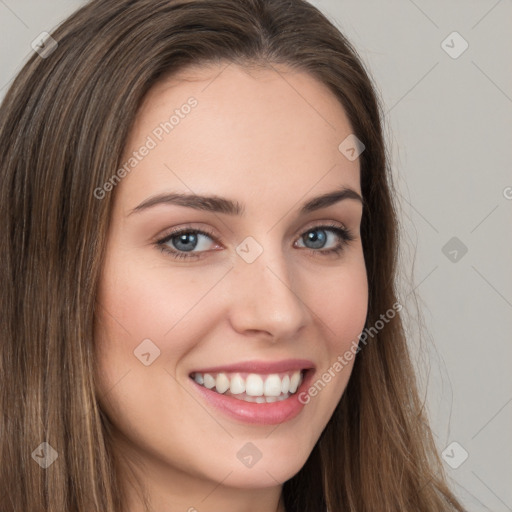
[226,242,310,340]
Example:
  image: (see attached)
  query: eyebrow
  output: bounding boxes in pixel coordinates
[128,185,363,217]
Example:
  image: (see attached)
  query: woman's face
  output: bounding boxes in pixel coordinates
[95,63,368,509]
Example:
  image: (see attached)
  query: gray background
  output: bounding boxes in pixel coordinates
[1,1,511,510]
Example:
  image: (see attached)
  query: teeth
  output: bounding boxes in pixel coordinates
[215,373,230,394]
[229,374,245,394]
[245,374,264,396]
[281,374,290,394]
[289,371,301,393]
[191,369,305,402]
[264,374,282,397]
[233,393,291,403]
[203,373,215,389]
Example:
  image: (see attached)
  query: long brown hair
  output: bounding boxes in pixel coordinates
[0,0,465,510]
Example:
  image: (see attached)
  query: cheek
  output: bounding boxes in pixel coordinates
[92,254,232,466]
[95,247,230,352]
[324,278,368,349]
[93,249,235,422]
[310,253,368,350]
[297,252,368,414]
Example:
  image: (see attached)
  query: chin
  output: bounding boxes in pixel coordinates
[221,442,312,488]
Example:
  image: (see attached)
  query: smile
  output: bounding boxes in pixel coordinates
[190,370,305,403]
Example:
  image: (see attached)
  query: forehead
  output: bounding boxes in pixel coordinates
[116,62,361,213]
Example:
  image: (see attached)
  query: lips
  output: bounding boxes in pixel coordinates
[188,359,315,423]
[189,358,315,375]
[189,364,316,425]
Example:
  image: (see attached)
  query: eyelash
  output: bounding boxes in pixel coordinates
[155,223,355,261]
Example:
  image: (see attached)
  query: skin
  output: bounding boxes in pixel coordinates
[94,62,368,512]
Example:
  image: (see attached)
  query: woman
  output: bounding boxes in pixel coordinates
[0,0,466,511]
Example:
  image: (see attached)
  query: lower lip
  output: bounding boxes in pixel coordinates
[190,370,315,425]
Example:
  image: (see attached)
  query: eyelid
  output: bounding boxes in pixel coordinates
[296,219,348,234]
[155,223,222,245]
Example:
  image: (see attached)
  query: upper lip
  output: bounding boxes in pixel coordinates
[190,358,315,375]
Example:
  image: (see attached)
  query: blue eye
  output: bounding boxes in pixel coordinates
[298,227,340,250]
[169,231,209,252]
[156,224,354,261]
[294,225,355,257]
[157,228,218,259]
